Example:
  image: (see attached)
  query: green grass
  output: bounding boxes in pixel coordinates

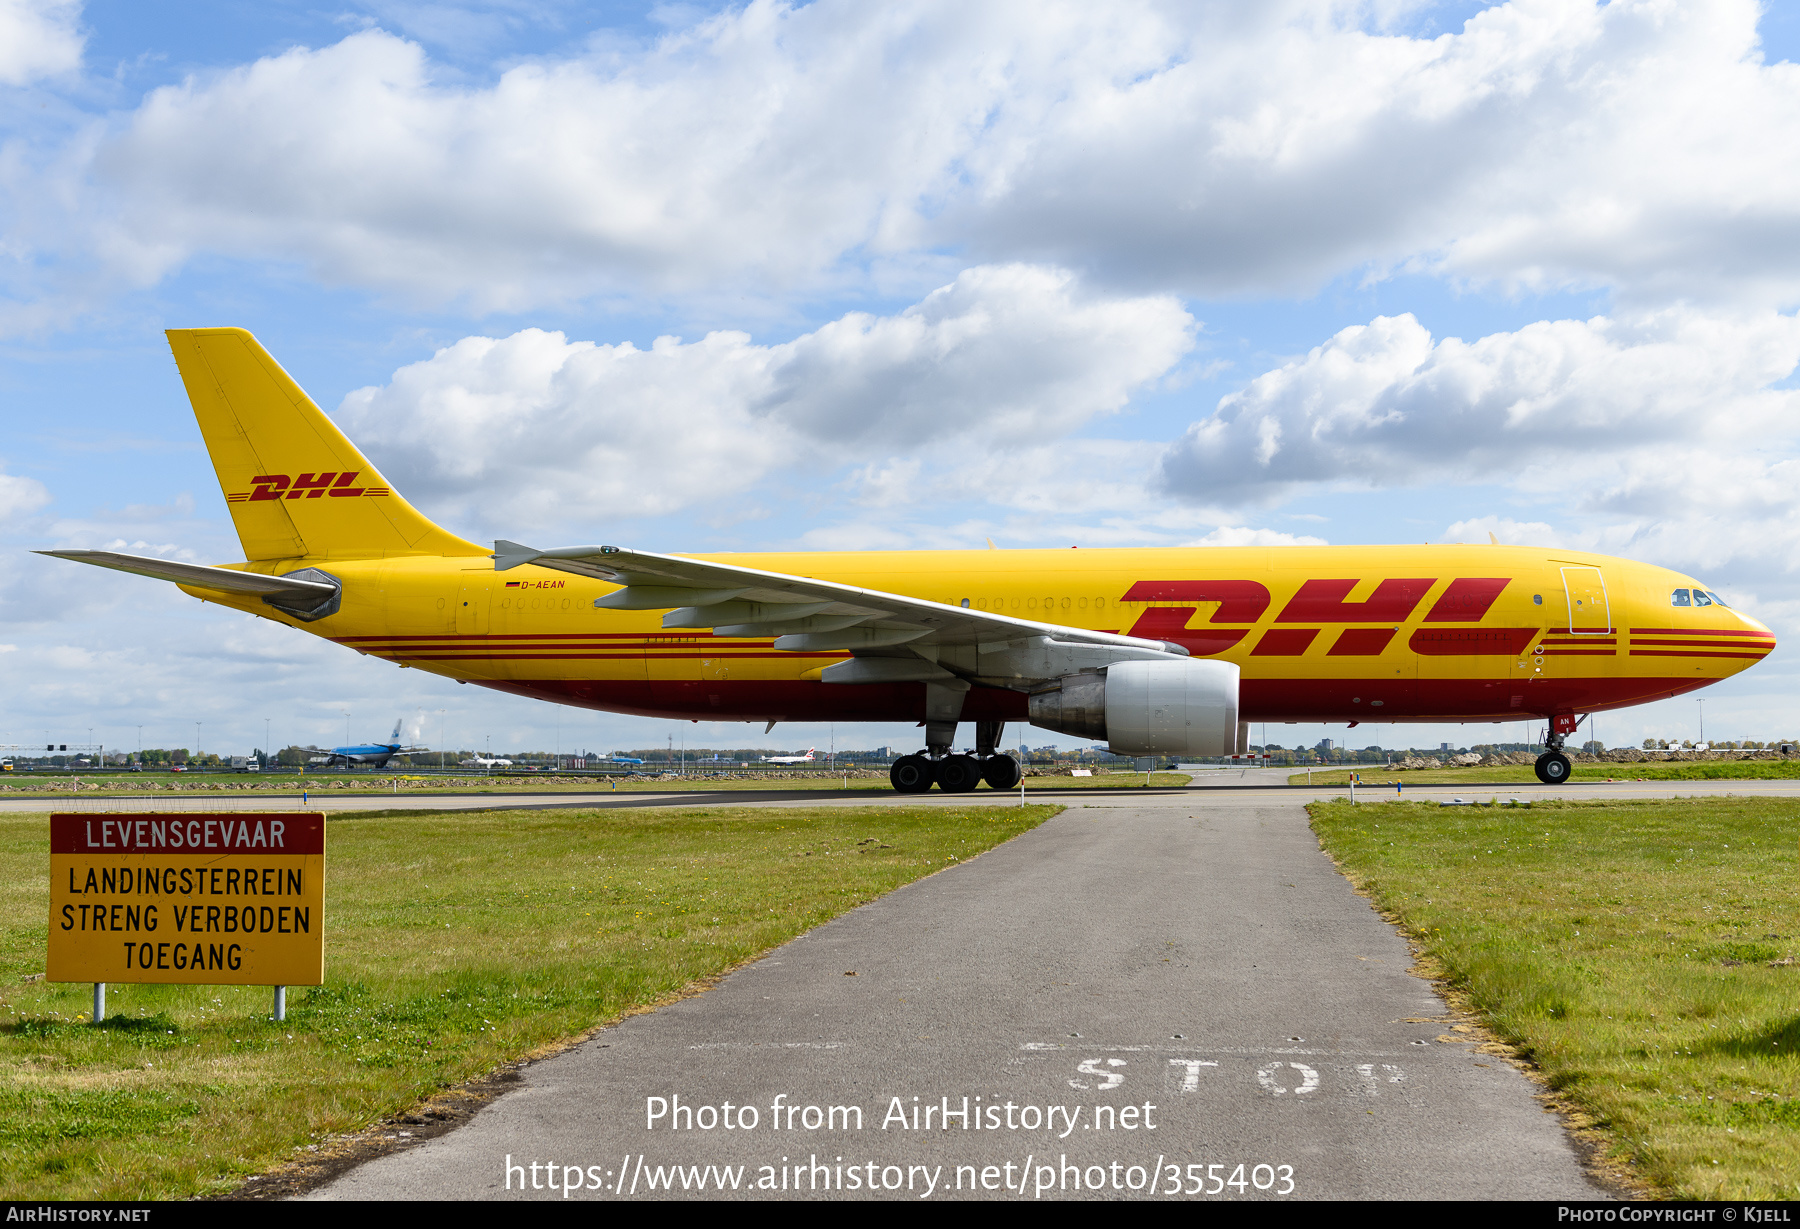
[1310,796,1800,1199]
[1292,760,1800,787]
[0,802,1056,1199]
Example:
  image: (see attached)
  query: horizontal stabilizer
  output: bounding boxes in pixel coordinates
[37,550,337,599]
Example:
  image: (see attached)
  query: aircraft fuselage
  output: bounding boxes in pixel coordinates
[180,543,1771,731]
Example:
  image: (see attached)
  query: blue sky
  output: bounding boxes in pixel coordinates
[3,0,1799,759]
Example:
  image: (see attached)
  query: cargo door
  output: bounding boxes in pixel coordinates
[1560,567,1611,635]
[456,573,488,637]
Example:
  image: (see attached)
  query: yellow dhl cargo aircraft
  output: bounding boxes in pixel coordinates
[42,329,1777,792]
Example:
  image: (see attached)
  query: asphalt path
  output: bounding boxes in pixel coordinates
[301,792,1613,1202]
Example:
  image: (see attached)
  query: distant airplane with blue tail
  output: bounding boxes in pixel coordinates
[320,719,421,768]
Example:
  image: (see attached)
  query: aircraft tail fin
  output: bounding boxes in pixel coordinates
[166,328,482,561]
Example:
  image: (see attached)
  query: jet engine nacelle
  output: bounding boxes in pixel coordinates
[1028,659,1241,756]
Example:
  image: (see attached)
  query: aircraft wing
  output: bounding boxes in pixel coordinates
[37,550,339,600]
[494,540,1187,685]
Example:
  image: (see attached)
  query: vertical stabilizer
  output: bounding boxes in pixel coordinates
[167,328,482,561]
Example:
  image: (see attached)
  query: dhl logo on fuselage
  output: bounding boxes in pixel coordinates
[1121,577,1535,658]
[225,472,393,503]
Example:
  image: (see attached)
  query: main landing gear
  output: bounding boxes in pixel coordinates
[1534,714,1580,785]
[890,719,1023,793]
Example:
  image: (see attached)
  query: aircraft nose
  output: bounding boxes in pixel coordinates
[1738,610,1774,637]
[1727,609,1777,672]
[1741,611,1776,651]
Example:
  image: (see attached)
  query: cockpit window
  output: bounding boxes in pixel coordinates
[1671,588,1691,606]
[1707,591,1729,608]
[1693,590,1713,607]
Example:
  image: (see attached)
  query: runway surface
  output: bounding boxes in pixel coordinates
[303,795,1609,1202]
[9,766,1800,815]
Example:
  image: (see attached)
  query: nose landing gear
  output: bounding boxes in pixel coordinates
[1534,714,1581,785]
[1533,751,1571,784]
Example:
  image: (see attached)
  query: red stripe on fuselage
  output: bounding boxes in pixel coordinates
[1630,638,1773,648]
[1629,627,1768,636]
[1628,650,1770,660]
[1409,627,1537,655]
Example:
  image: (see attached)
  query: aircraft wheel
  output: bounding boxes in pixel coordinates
[936,754,981,793]
[891,755,935,794]
[981,755,1021,790]
[1534,752,1571,785]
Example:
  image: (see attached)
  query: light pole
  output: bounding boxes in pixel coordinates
[1697,698,1705,746]
[194,722,201,767]
[435,709,446,771]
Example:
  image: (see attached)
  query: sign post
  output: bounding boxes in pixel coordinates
[48,813,324,1018]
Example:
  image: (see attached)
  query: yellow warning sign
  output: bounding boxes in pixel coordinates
[48,813,324,986]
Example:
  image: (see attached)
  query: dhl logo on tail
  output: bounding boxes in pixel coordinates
[227,472,393,502]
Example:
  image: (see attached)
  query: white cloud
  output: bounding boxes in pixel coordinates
[956,0,1800,305]
[0,0,81,86]
[338,264,1193,534]
[1440,515,1561,548]
[1161,307,1800,505]
[839,438,1171,519]
[4,0,1778,312]
[792,504,1328,552]
[1182,526,1328,548]
[90,12,979,307]
[0,467,51,524]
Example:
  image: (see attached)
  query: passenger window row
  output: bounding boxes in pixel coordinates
[971,596,1108,612]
